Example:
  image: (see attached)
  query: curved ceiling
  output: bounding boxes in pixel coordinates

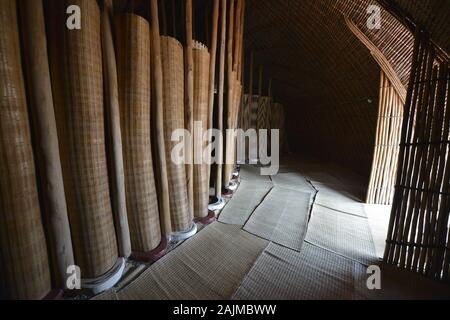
[244,0,448,179]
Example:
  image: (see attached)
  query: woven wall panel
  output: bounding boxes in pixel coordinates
[192,42,210,219]
[335,0,414,87]
[385,33,450,281]
[393,0,450,54]
[115,14,161,253]
[0,0,51,300]
[161,36,191,232]
[48,0,118,278]
[366,71,403,205]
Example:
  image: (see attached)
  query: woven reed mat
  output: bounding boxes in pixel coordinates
[312,182,366,218]
[193,41,210,219]
[243,187,312,251]
[270,172,316,193]
[239,165,272,183]
[0,0,51,299]
[219,180,274,226]
[116,222,268,300]
[305,205,378,266]
[233,242,369,300]
[115,14,161,252]
[161,36,191,232]
[48,0,118,278]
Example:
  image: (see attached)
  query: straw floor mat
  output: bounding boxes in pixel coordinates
[243,187,312,251]
[218,180,273,226]
[305,205,378,265]
[233,242,369,300]
[115,222,268,300]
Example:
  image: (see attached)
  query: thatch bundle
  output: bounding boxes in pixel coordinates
[160,36,191,232]
[193,41,211,219]
[48,0,118,278]
[0,0,52,300]
[115,14,162,253]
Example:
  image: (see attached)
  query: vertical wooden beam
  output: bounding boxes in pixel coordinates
[19,0,75,288]
[258,65,263,97]
[101,0,131,258]
[171,0,177,38]
[215,0,227,198]
[161,0,168,36]
[207,0,220,186]
[150,0,172,236]
[185,0,195,218]
[249,51,254,99]
[237,0,246,82]
[223,0,235,186]
[233,0,242,72]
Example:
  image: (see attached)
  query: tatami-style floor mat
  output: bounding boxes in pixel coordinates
[219,180,273,226]
[239,165,272,183]
[270,172,316,193]
[116,222,268,300]
[312,182,367,217]
[305,205,378,265]
[243,187,312,251]
[232,242,369,300]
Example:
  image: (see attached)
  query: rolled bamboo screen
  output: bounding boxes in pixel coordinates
[101,0,131,258]
[18,0,75,288]
[161,36,191,232]
[257,96,271,133]
[366,71,403,205]
[193,41,211,219]
[115,14,162,253]
[385,31,450,282]
[48,0,118,278]
[0,0,51,300]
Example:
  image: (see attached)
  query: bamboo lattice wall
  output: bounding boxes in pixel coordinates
[385,31,450,282]
[366,71,404,205]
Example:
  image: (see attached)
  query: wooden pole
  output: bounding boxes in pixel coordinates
[207,0,220,189]
[233,0,242,72]
[215,0,227,198]
[258,65,263,97]
[18,0,75,288]
[171,0,177,38]
[161,0,168,36]
[101,0,132,258]
[223,0,235,186]
[150,0,172,236]
[249,51,254,99]
[185,0,195,219]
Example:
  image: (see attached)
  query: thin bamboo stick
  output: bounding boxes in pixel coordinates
[150,0,172,237]
[101,0,131,258]
[215,0,227,198]
[172,0,177,38]
[185,0,195,219]
[206,0,220,190]
[223,0,235,187]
